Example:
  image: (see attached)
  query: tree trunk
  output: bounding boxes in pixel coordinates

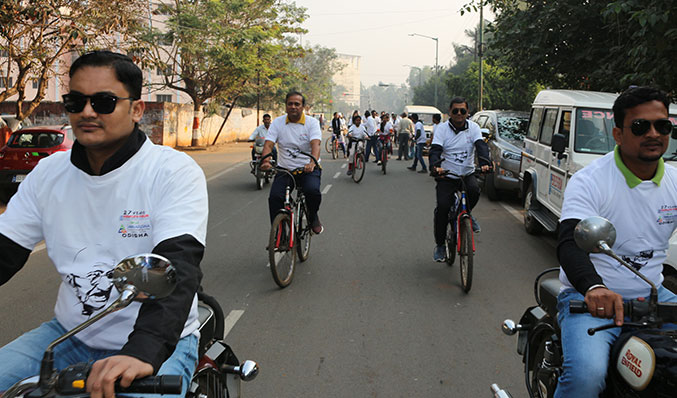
[211,96,239,146]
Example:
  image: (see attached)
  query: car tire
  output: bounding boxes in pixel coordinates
[485,173,500,201]
[524,182,544,235]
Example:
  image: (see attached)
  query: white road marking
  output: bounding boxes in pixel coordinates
[322,184,332,194]
[500,202,523,223]
[223,310,245,339]
[333,172,341,179]
[341,163,347,169]
[207,162,245,182]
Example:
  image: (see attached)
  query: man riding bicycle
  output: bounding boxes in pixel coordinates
[261,91,323,235]
[346,115,367,176]
[429,97,490,263]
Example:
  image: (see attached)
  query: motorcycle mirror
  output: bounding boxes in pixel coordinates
[574,216,616,253]
[112,254,177,300]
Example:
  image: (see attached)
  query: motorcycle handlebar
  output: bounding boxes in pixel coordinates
[569,299,677,323]
[114,375,182,395]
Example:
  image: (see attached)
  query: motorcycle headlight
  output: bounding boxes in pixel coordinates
[502,151,521,161]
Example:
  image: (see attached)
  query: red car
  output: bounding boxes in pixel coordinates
[0,125,73,202]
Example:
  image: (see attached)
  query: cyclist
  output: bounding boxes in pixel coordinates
[555,86,677,398]
[261,91,323,235]
[0,51,207,398]
[248,113,276,161]
[377,113,393,165]
[346,115,368,176]
[330,112,346,157]
[364,110,378,163]
[429,97,490,262]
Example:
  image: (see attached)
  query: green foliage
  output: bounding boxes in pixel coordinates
[465,0,677,98]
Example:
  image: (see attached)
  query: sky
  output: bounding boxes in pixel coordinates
[293,0,492,87]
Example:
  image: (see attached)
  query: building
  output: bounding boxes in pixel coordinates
[333,53,361,108]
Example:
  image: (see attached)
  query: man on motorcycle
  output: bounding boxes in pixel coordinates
[249,113,276,161]
[260,91,323,234]
[555,86,677,397]
[0,51,208,398]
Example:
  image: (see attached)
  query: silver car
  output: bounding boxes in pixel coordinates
[472,110,529,200]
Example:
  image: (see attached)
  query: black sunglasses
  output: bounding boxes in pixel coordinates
[625,118,673,136]
[62,92,137,114]
[451,108,468,115]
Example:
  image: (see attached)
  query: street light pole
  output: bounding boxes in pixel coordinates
[478,4,484,111]
[409,33,439,108]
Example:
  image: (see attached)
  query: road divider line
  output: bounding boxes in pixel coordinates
[333,172,340,179]
[500,202,523,223]
[207,162,245,182]
[223,310,244,339]
[322,184,332,194]
[341,164,347,169]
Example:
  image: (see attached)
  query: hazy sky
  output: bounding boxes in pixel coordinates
[293,0,491,87]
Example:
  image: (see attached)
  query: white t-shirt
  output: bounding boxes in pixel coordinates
[379,121,393,136]
[348,124,367,140]
[248,124,269,141]
[415,121,427,144]
[559,150,677,298]
[0,140,207,350]
[431,119,483,177]
[365,116,377,136]
[266,114,322,170]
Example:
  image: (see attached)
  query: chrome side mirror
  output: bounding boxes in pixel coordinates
[574,216,616,254]
[113,253,177,300]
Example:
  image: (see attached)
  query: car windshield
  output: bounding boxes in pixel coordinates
[575,108,677,158]
[8,132,64,148]
[417,114,434,125]
[497,114,529,147]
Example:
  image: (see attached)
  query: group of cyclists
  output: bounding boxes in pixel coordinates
[0,48,675,398]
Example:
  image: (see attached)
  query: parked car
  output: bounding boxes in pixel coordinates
[0,124,73,203]
[472,110,529,200]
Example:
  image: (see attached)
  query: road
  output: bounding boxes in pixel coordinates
[0,137,561,397]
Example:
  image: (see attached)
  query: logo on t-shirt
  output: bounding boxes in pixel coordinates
[621,250,654,271]
[451,150,469,164]
[118,210,151,238]
[656,205,677,225]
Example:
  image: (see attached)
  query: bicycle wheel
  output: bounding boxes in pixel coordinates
[255,168,263,190]
[269,213,296,288]
[458,216,474,293]
[353,153,365,183]
[332,140,338,159]
[445,220,456,266]
[296,201,311,262]
[381,146,387,174]
[325,137,332,153]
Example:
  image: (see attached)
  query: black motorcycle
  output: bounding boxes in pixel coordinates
[3,254,258,398]
[250,137,273,190]
[501,217,677,398]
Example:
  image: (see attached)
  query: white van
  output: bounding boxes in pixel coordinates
[519,89,677,286]
[403,105,444,137]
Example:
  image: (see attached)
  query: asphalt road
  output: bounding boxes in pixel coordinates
[0,137,561,397]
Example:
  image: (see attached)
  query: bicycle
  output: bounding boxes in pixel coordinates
[262,151,320,288]
[347,137,366,183]
[433,165,490,293]
[378,134,391,174]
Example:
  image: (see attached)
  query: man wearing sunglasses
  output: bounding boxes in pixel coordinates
[554,86,677,398]
[0,51,207,398]
[429,97,491,263]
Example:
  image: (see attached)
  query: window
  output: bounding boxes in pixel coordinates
[475,115,489,128]
[156,94,172,103]
[0,49,8,58]
[32,78,42,89]
[574,108,615,154]
[527,108,544,141]
[0,77,13,88]
[539,108,559,145]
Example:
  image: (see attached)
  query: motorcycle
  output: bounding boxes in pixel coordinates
[501,217,677,398]
[4,254,258,398]
[250,137,273,190]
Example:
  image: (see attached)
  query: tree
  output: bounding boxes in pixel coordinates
[131,0,306,146]
[281,44,342,113]
[0,0,144,122]
[464,0,677,97]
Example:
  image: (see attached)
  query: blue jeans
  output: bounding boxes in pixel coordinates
[554,286,677,398]
[365,136,379,162]
[268,168,322,224]
[411,143,427,170]
[0,318,198,397]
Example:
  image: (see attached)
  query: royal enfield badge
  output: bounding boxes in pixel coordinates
[616,336,656,391]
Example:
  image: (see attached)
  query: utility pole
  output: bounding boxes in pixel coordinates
[478,4,484,111]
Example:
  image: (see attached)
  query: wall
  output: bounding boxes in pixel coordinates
[0,101,272,147]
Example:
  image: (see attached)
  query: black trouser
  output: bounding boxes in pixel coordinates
[433,176,480,245]
[398,134,410,159]
[268,169,322,224]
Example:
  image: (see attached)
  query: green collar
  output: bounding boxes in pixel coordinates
[614,146,664,188]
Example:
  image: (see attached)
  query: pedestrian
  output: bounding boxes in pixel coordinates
[364,110,379,162]
[397,112,413,160]
[431,113,441,143]
[407,113,428,173]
